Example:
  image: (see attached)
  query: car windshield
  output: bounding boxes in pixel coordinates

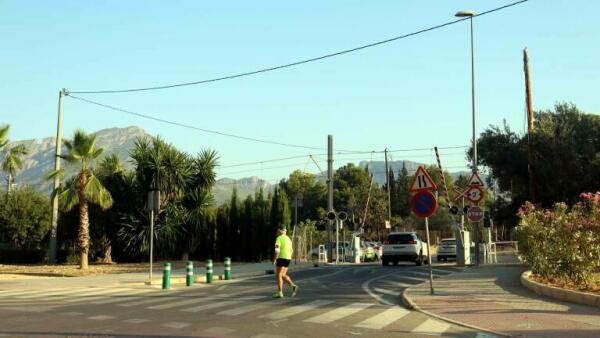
[387,234,415,244]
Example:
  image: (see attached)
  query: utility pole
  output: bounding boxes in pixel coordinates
[48,88,66,264]
[384,148,392,228]
[524,48,536,204]
[327,135,333,263]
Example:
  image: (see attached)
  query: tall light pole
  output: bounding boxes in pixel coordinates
[455,10,477,172]
[456,10,479,265]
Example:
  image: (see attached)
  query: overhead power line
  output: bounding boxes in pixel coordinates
[67,0,528,95]
[68,94,326,151]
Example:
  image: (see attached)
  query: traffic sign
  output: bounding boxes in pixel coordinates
[467,171,485,187]
[466,186,484,204]
[411,190,438,218]
[385,220,391,229]
[467,206,484,222]
[453,188,468,202]
[409,166,438,192]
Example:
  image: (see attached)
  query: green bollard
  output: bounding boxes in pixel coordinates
[186,261,194,286]
[162,262,171,290]
[206,259,213,283]
[224,257,232,280]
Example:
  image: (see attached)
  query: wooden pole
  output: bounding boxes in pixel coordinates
[524,48,536,203]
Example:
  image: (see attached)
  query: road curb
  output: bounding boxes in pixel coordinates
[521,270,600,308]
[401,270,522,338]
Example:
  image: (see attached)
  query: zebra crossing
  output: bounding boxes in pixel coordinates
[0,267,488,337]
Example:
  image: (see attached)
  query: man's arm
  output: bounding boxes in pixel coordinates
[273,244,280,264]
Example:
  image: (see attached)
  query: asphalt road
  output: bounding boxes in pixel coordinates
[0,263,495,338]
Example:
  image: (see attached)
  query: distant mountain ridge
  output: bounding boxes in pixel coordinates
[4,126,476,204]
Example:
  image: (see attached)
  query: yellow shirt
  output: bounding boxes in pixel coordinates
[275,234,293,260]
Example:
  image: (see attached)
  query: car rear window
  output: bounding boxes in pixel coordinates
[386,234,415,244]
[441,239,456,245]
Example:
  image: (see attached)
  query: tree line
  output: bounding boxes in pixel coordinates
[1,102,597,266]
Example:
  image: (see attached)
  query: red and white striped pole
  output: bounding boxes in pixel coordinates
[434,146,452,210]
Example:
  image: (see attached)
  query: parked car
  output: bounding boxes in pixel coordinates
[436,238,457,261]
[381,232,429,266]
[367,241,382,261]
[436,238,476,261]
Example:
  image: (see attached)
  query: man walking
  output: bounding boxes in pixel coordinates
[272,226,298,299]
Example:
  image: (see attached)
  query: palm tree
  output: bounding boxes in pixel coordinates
[2,144,28,193]
[0,125,9,150]
[48,130,113,269]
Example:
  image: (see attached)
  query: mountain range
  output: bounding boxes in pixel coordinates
[3,126,473,205]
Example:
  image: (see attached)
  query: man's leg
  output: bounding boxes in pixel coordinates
[282,267,293,286]
[277,266,284,292]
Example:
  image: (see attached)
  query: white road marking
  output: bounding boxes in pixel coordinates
[353,307,410,329]
[119,295,184,307]
[15,289,89,299]
[59,312,83,316]
[362,273,397,305]
[148,298,208,310]
[163,322,191,329]
[181,300,244,313]
[260,300,334,320]
[39,288,131,302]
[409,271,439,278]
[217,302,270,316]
[411,319,450,335]
[90,289,155,304]
[304,303,373,324]
[88,315,115,321]
[1,289,55,298]
[373,288,401,297]
[123,318,150,324]
[251,334,287,338]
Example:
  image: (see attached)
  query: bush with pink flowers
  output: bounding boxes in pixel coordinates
[516,192,600,288]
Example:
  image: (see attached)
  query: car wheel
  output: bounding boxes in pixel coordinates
[382,258,389,266]
[393,260,399,266]
[416,252,423,266]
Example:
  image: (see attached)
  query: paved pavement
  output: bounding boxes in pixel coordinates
[404,265,600,338]
[0,263,497,337]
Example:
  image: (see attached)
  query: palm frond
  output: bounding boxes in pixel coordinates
[85,174,114,210]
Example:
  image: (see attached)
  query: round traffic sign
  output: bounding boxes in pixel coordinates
[411,190,438,218]
[466,186,484,204]
[467,206,484,222]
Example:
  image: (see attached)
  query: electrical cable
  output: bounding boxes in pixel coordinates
[67,0,528,95]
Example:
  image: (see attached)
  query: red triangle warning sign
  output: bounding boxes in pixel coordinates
[468,171,485,187]
[409,166,438,192]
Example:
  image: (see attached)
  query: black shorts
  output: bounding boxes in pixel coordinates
[276,258,291,267]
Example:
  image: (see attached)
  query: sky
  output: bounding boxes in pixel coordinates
[2,0,599,182]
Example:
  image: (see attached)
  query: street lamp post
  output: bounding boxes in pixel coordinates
[456,10,479,265]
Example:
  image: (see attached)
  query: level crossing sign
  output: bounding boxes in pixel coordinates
[410,190,438,218]
[409,166,438,192]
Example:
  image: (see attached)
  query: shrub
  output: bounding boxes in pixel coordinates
[0,247,46,264]
[516,192,600,288]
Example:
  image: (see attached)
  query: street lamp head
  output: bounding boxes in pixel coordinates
[455,10,475,17]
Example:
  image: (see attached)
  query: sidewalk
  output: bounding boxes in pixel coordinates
[403,265,600,338]
[0,261,315,289]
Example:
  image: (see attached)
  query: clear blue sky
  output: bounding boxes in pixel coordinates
[2,0,598,181]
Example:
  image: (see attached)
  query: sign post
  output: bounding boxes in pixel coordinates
[409,166,437,295]
[148,191,160,284]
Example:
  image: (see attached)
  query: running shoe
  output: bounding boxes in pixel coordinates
[291,284,299,297]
